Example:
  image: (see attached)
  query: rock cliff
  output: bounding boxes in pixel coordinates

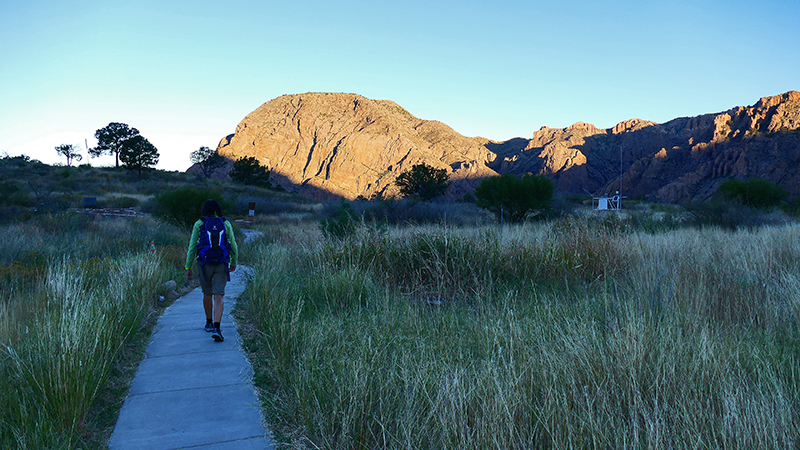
[214,93,498,200]
[612,91,800,202]
[493,91,800,202]
[205,91,800,203]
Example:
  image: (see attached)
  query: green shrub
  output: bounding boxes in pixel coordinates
[0,182,20,206]
[717,177,788,210]
[9,190,35,207]
[474,174,554,222]
[784,197,800,217]
[394,163,450,201]
[319,201,358,239]
[0,181,19,195]
[151,187,231,230]
[230,156,272,187]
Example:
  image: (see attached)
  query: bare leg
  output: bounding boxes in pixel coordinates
[203,293,213,321]
[213,294,224,323]
[211,294,226,341]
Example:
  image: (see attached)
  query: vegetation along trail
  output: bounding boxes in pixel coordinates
[236,218,800,449]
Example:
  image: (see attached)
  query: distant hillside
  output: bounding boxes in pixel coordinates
[202,91,800,202]
[496,91,800,202]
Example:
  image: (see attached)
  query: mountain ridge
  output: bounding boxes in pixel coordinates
[204,91,800,202]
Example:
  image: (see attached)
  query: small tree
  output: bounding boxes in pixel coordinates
[55,144,82,166]
[395,163,450,201]
[190,146,226,178]
[119,135,159,175]
[474,174,554,223]
[717,177,788,210]
[89,122,140,167]
[230,156,271,187]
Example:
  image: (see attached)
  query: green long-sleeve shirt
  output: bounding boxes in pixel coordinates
[185,217,239,270]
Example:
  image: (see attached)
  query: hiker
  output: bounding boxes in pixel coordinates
[185,199,238,342]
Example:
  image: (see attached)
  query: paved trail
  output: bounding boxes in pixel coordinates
[109,261,273,449]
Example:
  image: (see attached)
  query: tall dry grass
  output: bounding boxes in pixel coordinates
[0,214,186,449]
[237,218,800,449]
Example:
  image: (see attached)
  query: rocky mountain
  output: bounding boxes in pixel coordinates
[205,91,800,202]
[495,90,800,202]
[213,93,497,200]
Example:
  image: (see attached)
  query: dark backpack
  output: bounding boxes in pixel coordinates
[197,216,230,266]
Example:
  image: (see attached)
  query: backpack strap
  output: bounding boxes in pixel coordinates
[221,216,231,281]
[197,217,210,281]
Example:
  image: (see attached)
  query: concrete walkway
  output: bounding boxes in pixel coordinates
[109,265,273,449]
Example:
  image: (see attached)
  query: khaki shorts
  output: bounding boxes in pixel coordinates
[199,263,229,296]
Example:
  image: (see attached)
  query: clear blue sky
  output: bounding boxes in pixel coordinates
[1,0,798,171]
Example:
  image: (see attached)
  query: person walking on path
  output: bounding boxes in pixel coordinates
[185,199,238,342]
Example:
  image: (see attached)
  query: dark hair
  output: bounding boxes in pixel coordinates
[201,199,223,217]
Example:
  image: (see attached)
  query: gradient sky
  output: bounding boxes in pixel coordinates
[1,0,798,171]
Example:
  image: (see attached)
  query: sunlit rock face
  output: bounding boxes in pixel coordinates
[215,93,498,200]
[198,91,800,202]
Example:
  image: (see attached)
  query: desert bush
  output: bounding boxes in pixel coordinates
[718,177,788,210]
[56,168,78,191]
[230,156,272,187]
[9,190,35,207]
[394,163,450,201]
[474,173,554,222]
[785,197,800,217]
[151,186,231,229]
[0,181,20,205]
[319,201,358,239]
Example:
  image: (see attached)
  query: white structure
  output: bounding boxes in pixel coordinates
[593,192,621,211]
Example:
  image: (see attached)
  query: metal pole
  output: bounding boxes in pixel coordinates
[619,145,624,210]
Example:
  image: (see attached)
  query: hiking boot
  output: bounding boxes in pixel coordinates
[211,327,224,342]
[204,322,215,332]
